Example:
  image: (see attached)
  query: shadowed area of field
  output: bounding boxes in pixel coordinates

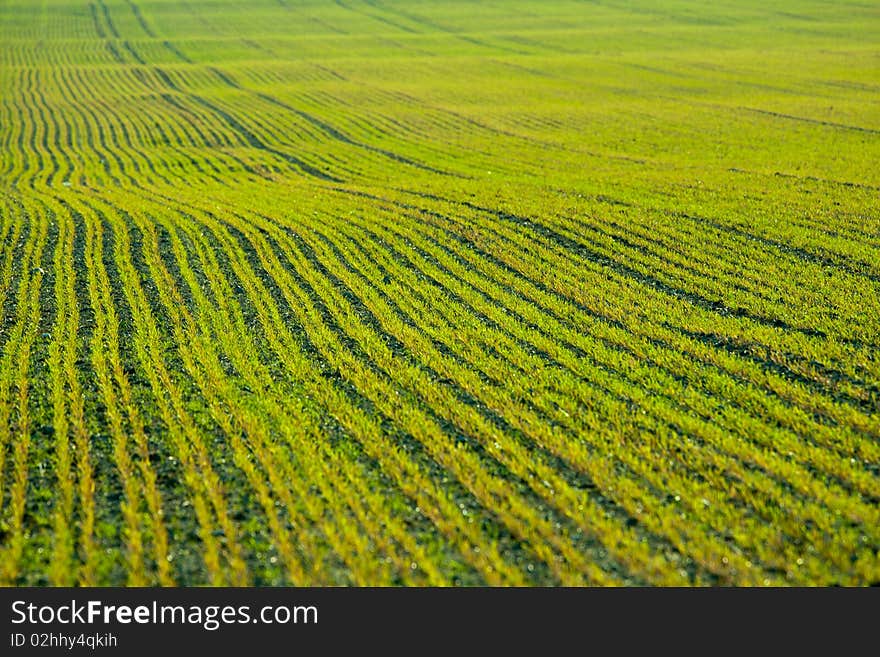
[0,0,878,585]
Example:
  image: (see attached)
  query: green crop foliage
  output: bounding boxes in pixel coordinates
[0,0,878,586]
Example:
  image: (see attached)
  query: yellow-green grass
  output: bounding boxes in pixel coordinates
[0,0,878,585]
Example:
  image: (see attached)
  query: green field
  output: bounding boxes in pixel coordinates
[0,0,878,586]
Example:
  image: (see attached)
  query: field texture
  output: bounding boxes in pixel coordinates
[0,0,878,586]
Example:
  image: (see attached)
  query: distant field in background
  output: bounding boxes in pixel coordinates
[0,0,878,586]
